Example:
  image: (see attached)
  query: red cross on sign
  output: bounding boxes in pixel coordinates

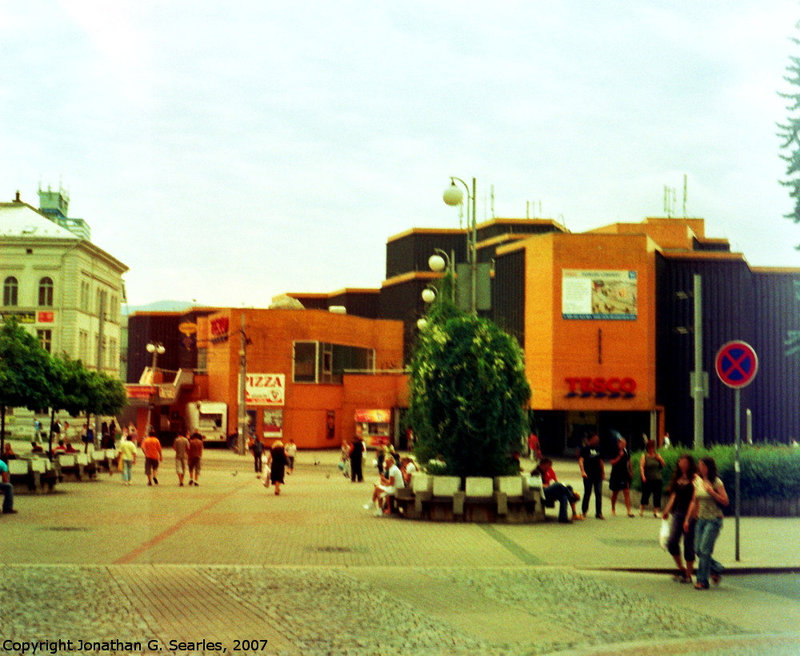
[715,341,758,389]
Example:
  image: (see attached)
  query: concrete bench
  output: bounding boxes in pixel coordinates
[56,454,84,481]
[30,457,57,492]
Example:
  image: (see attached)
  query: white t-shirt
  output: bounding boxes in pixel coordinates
[383,464,403,495]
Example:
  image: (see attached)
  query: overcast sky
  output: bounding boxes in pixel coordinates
[2,1,799,307]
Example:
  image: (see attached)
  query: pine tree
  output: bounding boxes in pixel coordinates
[779,31,800,238]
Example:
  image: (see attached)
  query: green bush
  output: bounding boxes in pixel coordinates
[631,445,800,510]
[408,282,530,478]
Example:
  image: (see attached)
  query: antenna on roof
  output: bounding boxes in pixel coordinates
[683,173,688,217]
[663,184,677,218]
[490,185,495,218]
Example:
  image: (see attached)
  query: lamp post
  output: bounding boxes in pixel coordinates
[442,176,477,315]
[145,342,165,433]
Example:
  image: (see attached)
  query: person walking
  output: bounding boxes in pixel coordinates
[173,431,189,486]
[609,438,634,517]
[639,439,666,517]
[267,440,287,495]
[118,433,138,486]
[349,436,365,483]
[187,432,204,486]
[687,456,729,590]
[662,454,697,583]
[251,437,264,476]
[141,430,162,486]
[285,438,297,474]
[579,434,605,519]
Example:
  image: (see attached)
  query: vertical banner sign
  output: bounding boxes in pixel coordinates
[714,340,758,562]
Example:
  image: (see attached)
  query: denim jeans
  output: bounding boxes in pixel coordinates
[582,476,603,517]
[0,481,14,512]
[695,517,724,585]
[122,460,133,482]
[544,483,571,522]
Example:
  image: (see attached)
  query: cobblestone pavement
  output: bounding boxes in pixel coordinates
[1,447,798,655]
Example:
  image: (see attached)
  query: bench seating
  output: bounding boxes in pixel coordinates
[395,473,545,523]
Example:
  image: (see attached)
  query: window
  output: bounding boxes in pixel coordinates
[3,276,18,306]
[292,341,375,384]
[196,348,208,373]
[110,294,118,322]
[80,281,90,311]
[38,277,54,306]
[37,329,52,353]
[108,338,117,366]
[78,330,89,362]
[293,341,318,382]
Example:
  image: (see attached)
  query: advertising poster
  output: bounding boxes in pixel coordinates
[262,408,283,439]
[562,269,638,320]
[245,373,285,406]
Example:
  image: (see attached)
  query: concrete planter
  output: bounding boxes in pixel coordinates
[432,475,461,497]
[465,477,493,497]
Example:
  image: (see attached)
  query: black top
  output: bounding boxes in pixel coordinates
[671,479,695,515]
[580,445,603,478]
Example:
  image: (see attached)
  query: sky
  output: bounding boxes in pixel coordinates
[1,1,799,307]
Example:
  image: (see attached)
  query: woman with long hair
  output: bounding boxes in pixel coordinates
[685,456,729,590]
[662,454,697,583]
[639,439,665,517]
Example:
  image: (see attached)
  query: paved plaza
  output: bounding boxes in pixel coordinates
[1,446,799,655]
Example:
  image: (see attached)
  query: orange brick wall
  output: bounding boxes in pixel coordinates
[517,232,657,412]
[195,309,405,449]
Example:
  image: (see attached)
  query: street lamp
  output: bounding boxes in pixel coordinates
[427,248,456,303]
[145,342,165,433]
[421,286,436,304]
[443,176,478,315]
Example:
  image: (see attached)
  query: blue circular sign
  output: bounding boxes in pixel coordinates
[715,341,758,389]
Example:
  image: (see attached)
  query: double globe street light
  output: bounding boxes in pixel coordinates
[442,176,478,315]
[145,342,165,433]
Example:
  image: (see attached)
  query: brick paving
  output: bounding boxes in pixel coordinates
[1,446,799,655]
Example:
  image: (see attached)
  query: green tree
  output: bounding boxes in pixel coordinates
[45,355,91,452]
[86,369,127,418]
[408,281,530,478]
[0,318,52,451]
[779,29,800,235]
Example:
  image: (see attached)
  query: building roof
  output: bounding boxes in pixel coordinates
[0,202,79,239]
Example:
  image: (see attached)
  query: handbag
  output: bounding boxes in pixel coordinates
[658,518,670,550]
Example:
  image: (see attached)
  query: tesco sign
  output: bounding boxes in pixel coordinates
[565,377,637,398]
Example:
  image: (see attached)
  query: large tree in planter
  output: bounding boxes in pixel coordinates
[0,318,52,452]
[408,288,530,478]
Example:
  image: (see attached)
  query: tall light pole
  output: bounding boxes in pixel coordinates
[145,342,165,433]
[237,314,251,456]
[443,176,477,315]
[427,248,456,303]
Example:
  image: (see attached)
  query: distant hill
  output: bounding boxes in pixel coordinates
[123,300,193,316]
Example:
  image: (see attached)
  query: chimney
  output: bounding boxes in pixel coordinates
[14,190,21,203]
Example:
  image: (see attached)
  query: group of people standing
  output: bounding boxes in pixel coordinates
[117,430,205,487]
[533,433,729,590]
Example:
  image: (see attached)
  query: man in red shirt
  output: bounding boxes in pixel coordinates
[187,433,204,486]
[141,430,162,486]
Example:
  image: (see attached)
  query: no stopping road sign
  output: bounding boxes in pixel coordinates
[715,341,758,389]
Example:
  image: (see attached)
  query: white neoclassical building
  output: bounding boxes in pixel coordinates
[0,189,128,378]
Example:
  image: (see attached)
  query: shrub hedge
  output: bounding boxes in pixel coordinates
[631,445,800,511]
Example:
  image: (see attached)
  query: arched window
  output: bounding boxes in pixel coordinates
[3,276,18,306]
[38,277,54,306]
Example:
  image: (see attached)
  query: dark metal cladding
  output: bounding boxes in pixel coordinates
[126,313,185,383]
[492,249,526,349]
[326,291,380,318]
[380,278,429,364]
[656,254,800,446]
[477,220,564,242]
[385,232,467,279]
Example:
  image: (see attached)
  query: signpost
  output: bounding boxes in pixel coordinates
[714,340,758,561]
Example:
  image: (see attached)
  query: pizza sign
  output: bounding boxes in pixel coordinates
[245,373,285,406]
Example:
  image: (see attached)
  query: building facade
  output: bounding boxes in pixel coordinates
[0,192,127,372]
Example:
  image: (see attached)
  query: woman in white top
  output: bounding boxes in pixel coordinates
[684,456,729,590]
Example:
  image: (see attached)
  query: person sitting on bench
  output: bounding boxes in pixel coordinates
[533,458,582,523]
[371,455,402,515]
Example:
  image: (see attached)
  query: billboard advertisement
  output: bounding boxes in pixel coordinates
[562,269,638,320]
[245,373,285,406]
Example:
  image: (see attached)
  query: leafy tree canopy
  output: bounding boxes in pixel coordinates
[0,318,51,412]
[408,280,530,478]
[779,32,800,235]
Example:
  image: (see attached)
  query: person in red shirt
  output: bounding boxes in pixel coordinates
[141,430,162,486]
[533,458,582,523]
[527,433,542,462]
[187,433,204,486]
